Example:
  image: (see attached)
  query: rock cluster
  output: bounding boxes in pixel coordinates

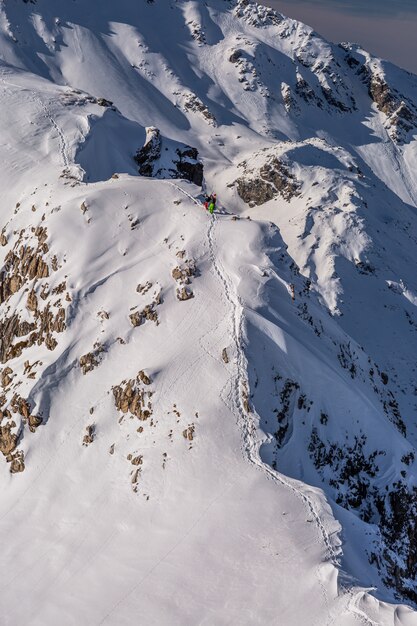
[236,155,300,206]
[172,256,197,300]
[113,372,153,422]
[79,344,105,375]
[0,228,66,364]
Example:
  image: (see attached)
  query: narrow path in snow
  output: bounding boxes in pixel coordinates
[0,73,70,171]
[33,94,70,169]
[203,206,376,626]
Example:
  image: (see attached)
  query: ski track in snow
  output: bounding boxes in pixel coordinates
[205,211,375,626]
[162,182,374,626]
[33,93,70,170]
[2,3,417,623]
[168,180,382,625]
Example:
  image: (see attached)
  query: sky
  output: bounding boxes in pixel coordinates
[268,0,417,74]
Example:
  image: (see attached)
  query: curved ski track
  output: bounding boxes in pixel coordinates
[204,207,376,626]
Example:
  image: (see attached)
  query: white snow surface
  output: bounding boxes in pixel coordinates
[0,1,417,624]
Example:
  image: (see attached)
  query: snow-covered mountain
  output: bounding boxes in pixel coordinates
[1,1,417,624]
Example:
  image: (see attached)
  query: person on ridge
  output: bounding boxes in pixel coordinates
[204,192,217,214]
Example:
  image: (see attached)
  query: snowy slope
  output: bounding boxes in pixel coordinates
[1,1,417,624]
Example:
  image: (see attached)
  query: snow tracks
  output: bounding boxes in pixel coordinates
[206,208,375,626]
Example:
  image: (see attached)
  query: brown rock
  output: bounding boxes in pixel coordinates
[0,423,18,456]
[176,287,194,301]
[138,370,152,386]
[27,289,38,313]
[182,425,195,441]
[10,451,25,473]
[83,424,95,446]
[1,367,13,388]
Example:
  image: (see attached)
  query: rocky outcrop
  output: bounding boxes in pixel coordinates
[236,155,300,206]
[134,126,161,177]
[176,287,194,301]
[234,0,282,27]
[368,74,416,143]
[0,227,50,305]
[82,424,95,446]
[172,255,197,300]
[0,422,18,456]
[308,426,417,604]
[113,373,153,421]
[135,127,204,186]
[174,147,204,186]
[130,302,159,327]
[80,344,105,375]
[183,94,216,126]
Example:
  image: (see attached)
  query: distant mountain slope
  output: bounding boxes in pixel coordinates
[1,1,417,624]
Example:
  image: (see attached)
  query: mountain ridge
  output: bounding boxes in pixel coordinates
[1,1,417,624]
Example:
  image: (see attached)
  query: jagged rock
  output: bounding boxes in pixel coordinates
[174,147,204,186]
[1,367,13,388]
[184,94,216,125]
[229,49,243,63]
[83,424,95,446]
[129,311,142,327]
[0,228,53,306]
[28,414,42,432]
[26,289,38,312]
[113,376,153,421]
[0,423,18,456]
[10,450,25,474]
[182,424,195,441]
[236,155,300,206]
[222,348,229,364]
[138,370,152,386]
[171,258,197,285]
[134,126,161,177]
[79,345,104,375]
[96,97,113,107]
[176,287,194,301]
[137,281,152,295]
[365,71,417,142]
[135,127,204,186]
[130,303,159,327]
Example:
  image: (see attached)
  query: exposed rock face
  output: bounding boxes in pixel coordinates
[340,44,417,144]
[0,227,50,305]
[182,424,195,441]
[0,422,18,456]
[183,93,216,125]
[129,302,159,327]
[135,127,204,186]
[308,427,417,604]
[176,286,194,301]
[79,344,105,375]
[171,258,197,285]
[236,155,300,206]
[113,373,153,421]
[10,450,25,473]
[172,255,197,300]
[234,0,283,27]
[175,147,203,186]
[0,227,66,365]
[135,126,161,177]
[368,75,416,143]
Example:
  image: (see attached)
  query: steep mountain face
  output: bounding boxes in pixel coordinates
[1,1,417,624]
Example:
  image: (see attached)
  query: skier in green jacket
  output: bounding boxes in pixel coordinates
[204,193,217,214]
